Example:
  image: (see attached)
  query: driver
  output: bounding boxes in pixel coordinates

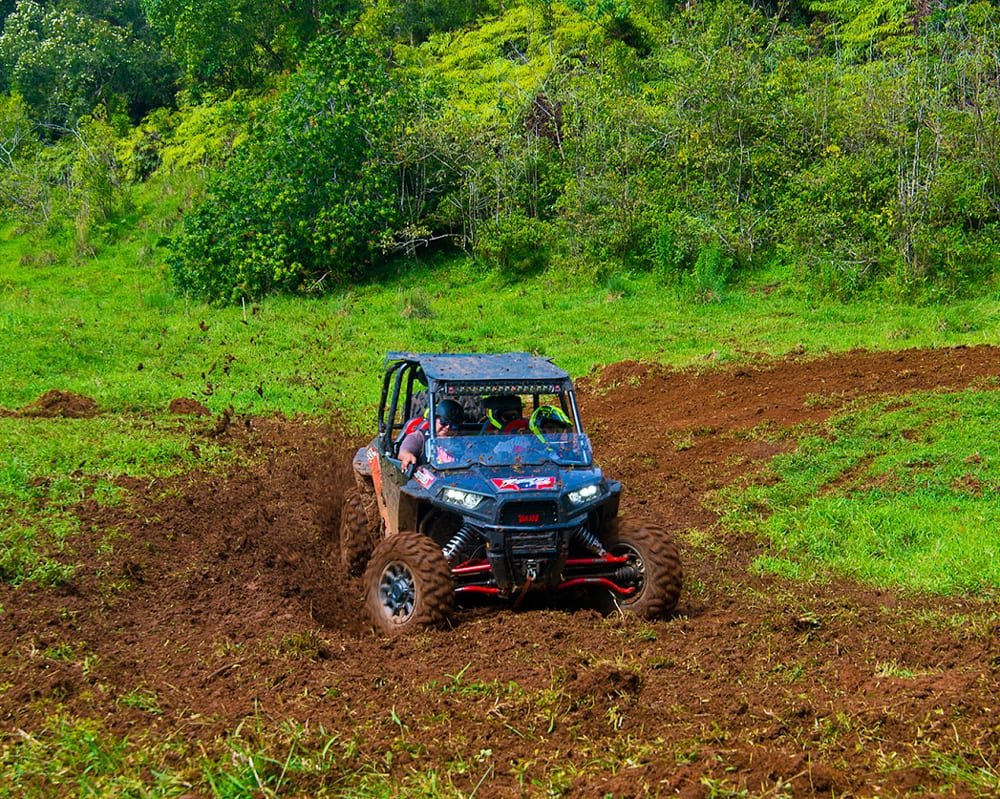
[399,398,464,469]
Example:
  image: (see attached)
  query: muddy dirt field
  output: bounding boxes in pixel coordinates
[2,346,999,797]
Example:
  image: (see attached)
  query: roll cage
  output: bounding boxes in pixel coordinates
[377,352,585,459]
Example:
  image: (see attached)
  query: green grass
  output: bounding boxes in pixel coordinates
[2,170,1000,797]
[6,703,995,799]
[3,173,1000,596]
[0,716,189,798]
[726,390,1000,596]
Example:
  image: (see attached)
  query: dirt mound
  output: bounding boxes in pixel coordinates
[1,346,998,796]
[19,389,99,418]
[167,397,212,416]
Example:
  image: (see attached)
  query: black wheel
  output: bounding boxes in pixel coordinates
[363,532,454,636]
[600,517,682,619]
[339,487,378,575]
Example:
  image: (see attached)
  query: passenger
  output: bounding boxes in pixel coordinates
[529,405,573,441]
[399,398,464,469]
[490,417,531,460]
[481,394,523,434]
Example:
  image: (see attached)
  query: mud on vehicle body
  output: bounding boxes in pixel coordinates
[346,352,682,635]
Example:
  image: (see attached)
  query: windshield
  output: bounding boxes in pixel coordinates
[428,432,593,469]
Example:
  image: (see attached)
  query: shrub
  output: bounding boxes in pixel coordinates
[651,212,697,284]
[474,212,552,277]
[168,33,401,303]
[690,242,732,303]
[774,147,895,297]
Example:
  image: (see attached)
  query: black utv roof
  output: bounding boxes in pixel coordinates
[384,352,571,394]
[385,352,569,381]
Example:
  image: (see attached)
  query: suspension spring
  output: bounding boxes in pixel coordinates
[443,523,481,564]
[572,525,607,557]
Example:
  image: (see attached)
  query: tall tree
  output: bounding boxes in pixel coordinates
[0,0,175,127]
[142,0,330,91]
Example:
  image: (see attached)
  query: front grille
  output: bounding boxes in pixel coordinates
[509,531,561,556]
[499,500,559,526]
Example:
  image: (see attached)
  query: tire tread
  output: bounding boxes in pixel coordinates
[363,532,454,635]
[602,516,683,618]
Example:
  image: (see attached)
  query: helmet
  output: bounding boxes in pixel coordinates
[435,398,464,430]
[529,405,572,439]
[483,394,523,430]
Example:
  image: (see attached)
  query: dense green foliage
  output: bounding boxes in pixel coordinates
[141,0,319,92]
[1,0,1000,302]
[168,33,401,301]
[389,0,1000,297]
[0,0,175,127]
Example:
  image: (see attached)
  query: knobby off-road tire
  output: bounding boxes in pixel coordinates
[339,487,379,576]
[363,532,454,636]
[600,517,683,619]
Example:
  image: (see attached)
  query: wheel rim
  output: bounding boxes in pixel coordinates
[611,543,646,599]
[378,561,416,622]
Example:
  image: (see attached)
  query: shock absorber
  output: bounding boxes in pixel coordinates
[442,523,481,564]
[572,525,607,557]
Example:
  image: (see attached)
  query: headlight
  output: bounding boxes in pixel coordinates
[568,484,600,505]
[442,487,486,510]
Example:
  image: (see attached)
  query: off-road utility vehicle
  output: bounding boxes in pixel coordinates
[343,352,682,635]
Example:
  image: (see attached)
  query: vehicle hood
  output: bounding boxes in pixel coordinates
[412,461,607,498]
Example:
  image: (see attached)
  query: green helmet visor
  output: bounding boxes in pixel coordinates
[529,405,572,439]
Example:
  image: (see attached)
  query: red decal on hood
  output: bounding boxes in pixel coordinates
[491,476,556,492]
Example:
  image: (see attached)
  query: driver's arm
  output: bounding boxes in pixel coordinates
[398,430,424,468]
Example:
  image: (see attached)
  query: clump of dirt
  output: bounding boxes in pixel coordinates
[168,397,212,416]
[0,345,998,797]
[19,389,99,418]
[206,406,232,436]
